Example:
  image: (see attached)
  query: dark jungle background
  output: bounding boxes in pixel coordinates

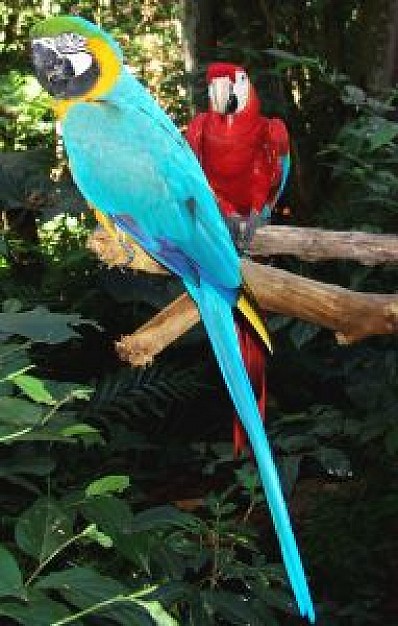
[1,1,398,624]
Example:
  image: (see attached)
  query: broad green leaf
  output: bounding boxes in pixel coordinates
[0,307,100,344]
[79,495,147,564]
[0,545,25,598]
[82,524,113,548]
[12,374,56,405]
[15,497,73,561]
[61,423,104,446]
[0,397,42,426]
[367,117,398,152]
[0,594,76,626]
[80,495,133,538]
[0,342,30,379]
[44,380,94,402]
[131,505,197,532]
[61,423,100,437]
[34,567,152,626]
[136,599,179,626]
[314,447,351,476]
[85,474,130,497]
[250,577,297,614]
[201,589,269,625]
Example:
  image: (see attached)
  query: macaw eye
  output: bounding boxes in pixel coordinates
[236,71,247,83]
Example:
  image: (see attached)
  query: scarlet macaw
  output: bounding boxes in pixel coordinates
[30,17,314,622]
[186,63,290,455]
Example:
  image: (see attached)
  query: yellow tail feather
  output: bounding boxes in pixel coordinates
[237,291,272,354]
[91,205,117,238]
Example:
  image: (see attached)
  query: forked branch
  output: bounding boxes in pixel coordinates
[87,226,398,366]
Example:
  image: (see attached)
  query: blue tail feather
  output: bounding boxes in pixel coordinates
[189,282,315,623]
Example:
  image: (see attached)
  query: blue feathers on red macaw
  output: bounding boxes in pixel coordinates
[186,62,290,455]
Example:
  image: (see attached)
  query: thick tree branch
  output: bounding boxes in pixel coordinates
[87,227,398,366]
[241,259,398,345]
[251,226,398,265]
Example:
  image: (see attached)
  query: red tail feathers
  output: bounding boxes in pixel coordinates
[233,313,267,456]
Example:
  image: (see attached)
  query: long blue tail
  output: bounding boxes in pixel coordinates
[191,283,315,623]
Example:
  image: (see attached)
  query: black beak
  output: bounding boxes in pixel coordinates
[31,41,74,98]
[225,93,238,114]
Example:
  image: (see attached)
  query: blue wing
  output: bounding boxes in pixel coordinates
[262,151,291,220]
[62,68,240,296]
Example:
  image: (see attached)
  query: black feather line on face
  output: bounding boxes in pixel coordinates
[31,38,100,99]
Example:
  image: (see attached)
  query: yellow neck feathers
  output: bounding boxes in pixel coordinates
[52,36,122,120]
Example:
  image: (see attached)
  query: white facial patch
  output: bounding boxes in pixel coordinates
[233,70,249,112]
[55,32,87,54]
[208,76,232,114]
[65,51,93,76]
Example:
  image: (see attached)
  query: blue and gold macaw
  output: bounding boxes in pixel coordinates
[30,16,315,622]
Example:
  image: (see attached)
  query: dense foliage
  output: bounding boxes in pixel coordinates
[1,1,398,625]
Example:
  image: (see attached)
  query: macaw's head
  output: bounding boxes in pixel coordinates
[206,62,256,116]
[30,16,123,105]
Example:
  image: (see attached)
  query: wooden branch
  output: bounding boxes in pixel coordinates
[251,226,398,265]
[86,226,398,366]
[88,225,398,268]
[87,228,168,274]
[115,263,398,365]
[116,293,199,366]
[241,259,398,345]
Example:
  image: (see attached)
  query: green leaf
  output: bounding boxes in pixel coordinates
[34,567,152,626]
[85,474,130,497]
[0,545,25,598]
[131,505,197,532]
[137,599,179,626]
[250,577,297,614]
[0,307,100,344]
[15,497,73,561]
[12,374,56,405]
[82,524,113,548]
[314,447,351,477]
[201,589,267,625]
[61,423,104,446]
[367,117,398,152]
[79,496,151,566]
[0,397,42,426]
[0,592,77,626]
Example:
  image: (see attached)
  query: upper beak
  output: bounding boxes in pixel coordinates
[209,77,233,114]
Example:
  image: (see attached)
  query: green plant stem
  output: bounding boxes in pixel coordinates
[0,392,76,444]
[0,426,33,442]
[51,586,158,625]
[0,364,34,383]
[24,531,86,587]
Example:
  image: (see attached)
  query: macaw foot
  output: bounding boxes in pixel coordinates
[118,232,136,265]
[226,209,271,257]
